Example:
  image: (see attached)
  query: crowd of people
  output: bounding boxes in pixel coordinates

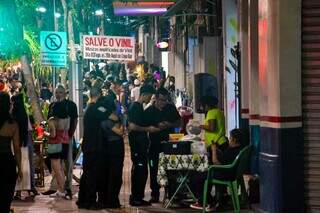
[75,61,182,209]
[0,59,246,213]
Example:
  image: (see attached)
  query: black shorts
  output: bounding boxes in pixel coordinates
[48,143,69,160]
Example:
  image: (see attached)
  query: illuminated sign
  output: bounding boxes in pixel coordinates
[156,41,169,49]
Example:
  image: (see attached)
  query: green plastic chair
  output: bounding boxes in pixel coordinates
[202,145,252,213]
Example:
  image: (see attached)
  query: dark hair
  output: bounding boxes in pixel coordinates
[0,92,12,129]
[230,128,244,146]
[11,93,28,146]
[84,79,92,89]
[200,96,218,108]
[51,102,69,119]
[90,86,102,99]
[92,78,104,88]
[103,80,111,89]
[155,87,169,98]
[140,84,155,95]
[112,79,122,86]
[99,96,116,112]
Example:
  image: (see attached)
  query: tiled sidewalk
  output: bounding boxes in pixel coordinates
[11,141,255,213]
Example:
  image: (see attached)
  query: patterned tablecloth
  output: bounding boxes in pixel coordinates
[157,152,209,186]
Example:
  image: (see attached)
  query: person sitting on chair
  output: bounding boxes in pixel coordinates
[190,128,244,212]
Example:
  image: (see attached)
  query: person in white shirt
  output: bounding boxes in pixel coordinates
[130,79,141,102]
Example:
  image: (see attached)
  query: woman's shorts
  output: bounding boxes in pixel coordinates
[48,143,69,160]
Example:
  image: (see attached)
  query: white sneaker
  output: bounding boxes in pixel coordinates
[49,191,65,198]
[205,205,214,212]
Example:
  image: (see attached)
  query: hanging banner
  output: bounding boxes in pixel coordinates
[83,35,135,61]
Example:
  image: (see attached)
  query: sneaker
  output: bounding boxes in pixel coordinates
[42,190,56,196]
[49,191,65,198]
[29,189,39,198]
[190,202,213,211]
[65,189,72,200]
[205,204,214,212]
[65,194,72,200]
[190,202,204,210]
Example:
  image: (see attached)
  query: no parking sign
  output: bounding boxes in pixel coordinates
[40,31,67,67]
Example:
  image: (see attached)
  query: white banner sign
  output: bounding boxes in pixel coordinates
[83,35,135,61]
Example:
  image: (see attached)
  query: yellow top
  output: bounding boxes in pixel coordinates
[204,108,227,147]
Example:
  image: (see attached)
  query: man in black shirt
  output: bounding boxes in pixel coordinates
[40,83,52,101]
[128,84,160,206]
[77,87,114,210]
[145,87,181,202]
[97,96,124,208]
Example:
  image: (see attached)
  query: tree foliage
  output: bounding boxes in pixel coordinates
[15,0,39,33]
[0,0,27,60]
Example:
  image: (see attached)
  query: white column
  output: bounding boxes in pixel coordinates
[239,0,249,119]
[222,0,239,134]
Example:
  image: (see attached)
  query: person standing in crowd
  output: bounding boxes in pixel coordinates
[42,84,78,200]
[0,92,22,213]
[130,79,140,102]
[128,85,160,206]
[91,64,104,79]
[11,93,38,199]
[166,76,176,103]
[40,83,52,101]
[119,82,130,130]
[119,70,127,84]
[107,79,124,120]
[98,97,124,208]
[145,88,181,203]
[107,78,121,103]
[77,87,116,210]
[44,102,70,198]
[188,95,227,210]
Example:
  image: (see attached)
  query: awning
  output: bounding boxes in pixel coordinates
[162,0,193,18]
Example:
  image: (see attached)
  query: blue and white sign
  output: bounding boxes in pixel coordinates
[40,31,67,67]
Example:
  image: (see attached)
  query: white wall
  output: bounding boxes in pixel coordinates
[161,52,169,76]
[222,0,239,135]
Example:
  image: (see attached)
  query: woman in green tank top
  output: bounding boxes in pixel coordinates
[199,96,227,148]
